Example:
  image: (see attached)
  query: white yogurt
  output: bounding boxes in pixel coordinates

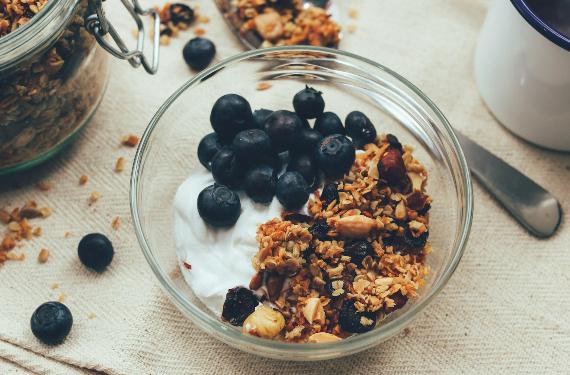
[173,169,283,316]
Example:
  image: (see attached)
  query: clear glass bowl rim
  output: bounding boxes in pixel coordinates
[130,46,474,356]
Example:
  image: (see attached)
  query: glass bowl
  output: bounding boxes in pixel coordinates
[131,46,473,360]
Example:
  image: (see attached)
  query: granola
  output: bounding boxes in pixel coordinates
[244,134,431,342]
[229,0,341,48]
[0,0,108,172]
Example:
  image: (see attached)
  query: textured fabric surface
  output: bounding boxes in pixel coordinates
[1,0,570,374]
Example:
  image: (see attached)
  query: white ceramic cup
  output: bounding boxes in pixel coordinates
[475,0,570,151]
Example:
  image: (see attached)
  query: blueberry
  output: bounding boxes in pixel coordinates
[169,3,195,24]
[276,171,309,210]
[243,165,277,203]
[210,94,253,139]
[78,233,114,271]
[320,182,339,207]
[183,37,216,71]
[211,148,244,188]
[314,112,345,136]
[197,133,223,170]
[345,240,375,265]
[345,111,377,148]
[339,301,376,333]
[287,154,317,186]
[232,129,272,163]
[309,220,330,240]
[292,128,323,155]
[263,110,304,152]
[252,108,273,129]
[31,302,73,345]
[315,134,356,179]
[293,85,325,119]
[222,287,259,326]
[197,184,241,227]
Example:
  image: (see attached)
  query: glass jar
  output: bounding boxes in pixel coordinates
[0,0,159,175]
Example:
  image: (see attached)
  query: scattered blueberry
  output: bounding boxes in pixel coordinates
[314,112,345,136]
[31,302,73,345]
[211,148,244,188]
[345,240,375,265]
[287,154,317,186]
[169,3,195,24]
[263,110,304,152]
[232,129,272,164]
[210,94,253,139]
[197,184,241,227]
[222,286,259,326]
[197,133,223,170]
[78,233,114,271]
[276,171,309,210]
[320,182,339,207]
[293,86,325,119]
[292,128,323,155]
[309,220,330,240]
[339,301,377,333]
[345,111,377,148]
[252,108,273,129]
[315,134,355,179]
[183,37,216,71]
[243,165,277,203]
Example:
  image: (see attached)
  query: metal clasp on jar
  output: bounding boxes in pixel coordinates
[85,0,160,74]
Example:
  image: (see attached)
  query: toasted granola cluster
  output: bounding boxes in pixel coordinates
[232,0,341,47]
[240,134,431,342]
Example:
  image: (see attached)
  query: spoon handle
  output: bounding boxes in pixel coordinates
[455,131,562,237]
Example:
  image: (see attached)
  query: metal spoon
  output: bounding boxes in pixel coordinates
[214,0,340,49]
[213,2,562,238]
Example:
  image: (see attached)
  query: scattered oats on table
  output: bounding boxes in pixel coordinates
[122,134,140,147]
[115,157,126,172]
[79,174,89,186]
[89,191,101,205]
[111,216,120,230]
[37,248,50,263]
[37,181,52,191]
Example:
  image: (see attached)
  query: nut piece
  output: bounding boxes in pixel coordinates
[378,148,407,186]
[308,332,342,343]
[395,200,407,220]
[242,305,285,339]
[335,215,377,238]
[266,273,286,302]
[408,172,424,192]
[302,297,326,324]
[37,248,49,263]
[254,11,283,42]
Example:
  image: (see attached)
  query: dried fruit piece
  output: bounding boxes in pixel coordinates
[121,134,139,147]
[339,301,376,333]
[309,220,330,241]
[320,183,339,207]
[242,305,285,338]
[344,240,374,265]
[222,287,259,326]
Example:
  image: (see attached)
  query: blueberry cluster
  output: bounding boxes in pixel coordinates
[197,86,378,228]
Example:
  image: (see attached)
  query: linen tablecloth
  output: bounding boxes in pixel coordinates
[1,0,569,373]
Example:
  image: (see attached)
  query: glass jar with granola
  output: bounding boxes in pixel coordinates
[0,0,159,174]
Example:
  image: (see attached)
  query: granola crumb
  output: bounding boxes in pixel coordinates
[0,0,49,37]
[33,227,42,237]
[51,283,60,290]
[111,216,120,230]
[89,191,101,205]
[256,82,272,91]
[37,181,52,191]
[64,231,72,238]
[38,248,50,264]
[115,157,126,172]
[88,313,97,319]
[79,175,89,186]
[58,293,66,303]
[198,15,210,23]
[348,8,359,19]
[347,24,356,34]
[121,134,140,148]
[160,34,171,45]
[193,27,206,36]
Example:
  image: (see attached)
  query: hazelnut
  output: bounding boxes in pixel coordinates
[254,11,283,41]
[242,305,285,339]
[302,297,326,324]
[308,332,342,343]
[335,215,377,238]
[378,148,407,186]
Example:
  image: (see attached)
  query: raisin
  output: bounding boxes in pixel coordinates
[169,3,195,24]
[221,287,259,326]
[389,291,408,311]
[386,134,403,151]
[320,183,339,207]
[344,240,374,265]
[339,301,376,333]
[309,220,330,241]
[281,211,313,224]
[416,203,431,216]
[403,225,429,250]
[406,191,428,212]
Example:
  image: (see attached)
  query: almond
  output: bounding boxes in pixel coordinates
[302,297,326,324]
[335,215,377,238]
[308,332,342,343]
